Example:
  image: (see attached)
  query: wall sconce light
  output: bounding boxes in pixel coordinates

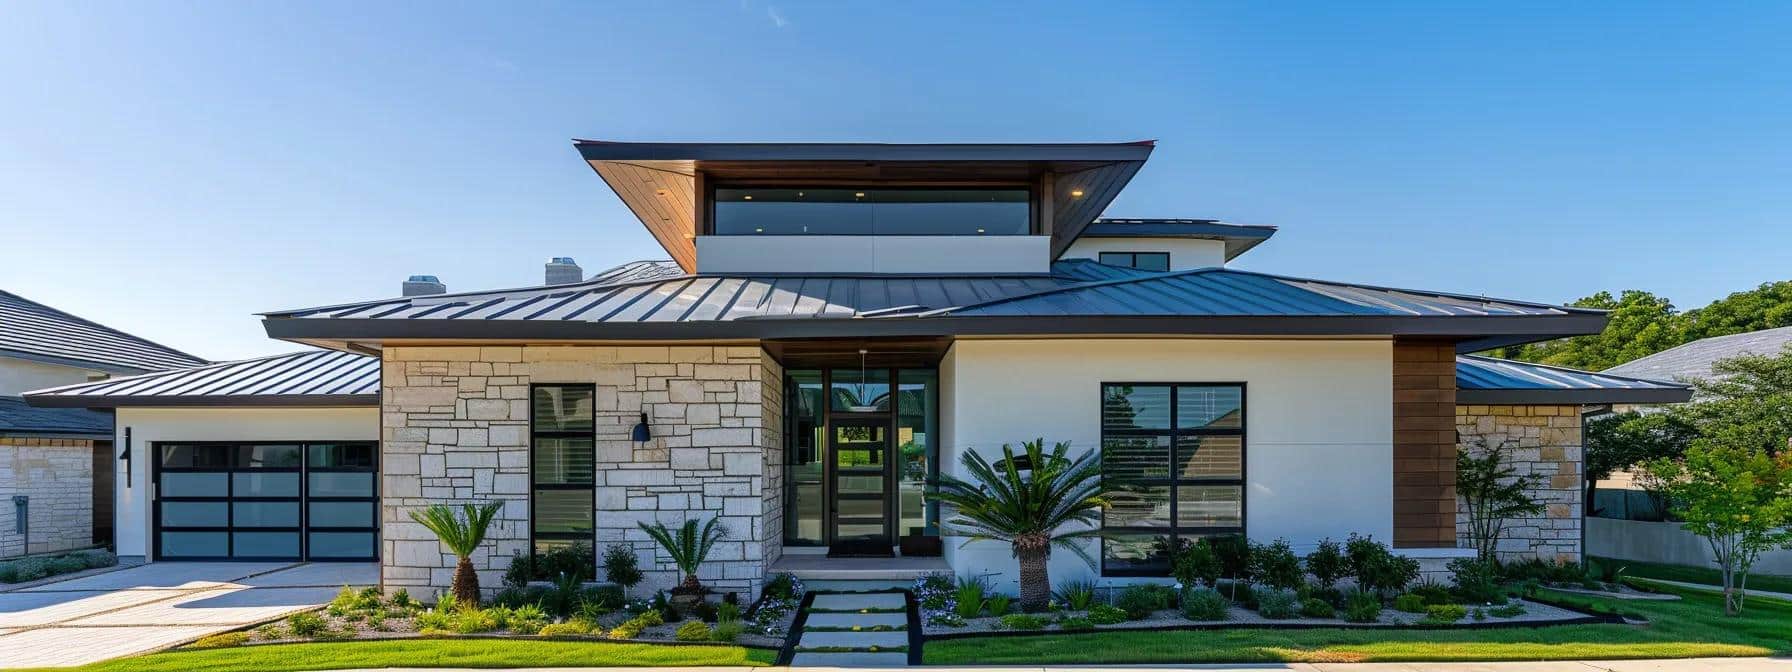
[631,412,652,443]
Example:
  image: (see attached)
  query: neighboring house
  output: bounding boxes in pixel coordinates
[1605,325,1792,389]
[0,290,205,557]
[29,140,1689,599]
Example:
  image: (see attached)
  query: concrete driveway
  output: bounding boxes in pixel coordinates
[0,561,377,668]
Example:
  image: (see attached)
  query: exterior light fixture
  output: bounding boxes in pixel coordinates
[743,195,753,200]
[631,412,652,443]
[1070,189,1085,198]
[854,192,865,198]
[755,227,764,233]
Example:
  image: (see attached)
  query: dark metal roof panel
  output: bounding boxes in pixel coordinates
[0,396,111,436]
[1456,355,1691,405]
[0,290,206,373]
[24,349,379,408]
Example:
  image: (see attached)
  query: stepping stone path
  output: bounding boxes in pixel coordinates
[789,590,912,667]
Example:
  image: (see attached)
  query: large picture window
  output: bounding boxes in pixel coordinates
[531,385,595,552]
[713,187,1031,236]
[1099,383,1245,575]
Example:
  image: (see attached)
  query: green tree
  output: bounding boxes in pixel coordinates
[1495,291,1680,370]
[408,502,506,606]
[1456,438,1546,563]
[1584,411,1696,515]
[1679,281,1792,341]
[1646,441,1792,615]
[1675,346,1792,455]
[928,439,1107,612]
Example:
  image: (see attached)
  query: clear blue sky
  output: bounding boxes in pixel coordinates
[3,1,1788,360]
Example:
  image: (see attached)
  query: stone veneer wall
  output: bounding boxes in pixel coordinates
[0,437,93,558]
[1455,405,1583,562]
[381,345,783,599]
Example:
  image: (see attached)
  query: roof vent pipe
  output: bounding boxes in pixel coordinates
[402,275,447,296]
[545,257,583,285]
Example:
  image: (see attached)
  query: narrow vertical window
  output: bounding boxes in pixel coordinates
[531,385,595,553]
[1099,383,1245,575]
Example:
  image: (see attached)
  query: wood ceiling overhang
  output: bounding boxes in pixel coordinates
[575,141,1155,272]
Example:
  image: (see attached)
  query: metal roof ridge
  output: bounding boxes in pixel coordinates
[1212,268,1608,315]
[927,266,1233,316]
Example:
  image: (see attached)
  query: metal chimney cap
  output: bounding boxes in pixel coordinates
[407,275,441,283]
[549,257,577,265]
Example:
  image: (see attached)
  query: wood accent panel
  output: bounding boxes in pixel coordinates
[589,161,697,272]
[1392,339,1458,548]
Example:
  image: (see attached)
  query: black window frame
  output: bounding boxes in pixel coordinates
[1098,251,1171,272]
[152,440,379,562]
[708,185,1038,236]
[530,383,596,553]
[1098,382,1246,577]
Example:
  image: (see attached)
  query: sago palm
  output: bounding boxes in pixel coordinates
[929,438,1107,611]
[639,518,727,593]
[408,501,505,606]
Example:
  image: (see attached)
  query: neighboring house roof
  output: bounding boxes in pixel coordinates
[261,259,1606,352]
[0,289,206,373]
[1604,325,1792,383]
[25,349,378,408]
[1077,219,1277,260]
[573,140,1156,270]
[1456,355,1691,405]
[0,395,112,437]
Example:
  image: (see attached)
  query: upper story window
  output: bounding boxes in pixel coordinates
[1098,251,1170,272]
[712,187,1031,236]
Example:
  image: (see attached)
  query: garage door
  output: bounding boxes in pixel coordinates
[154,442,379,561]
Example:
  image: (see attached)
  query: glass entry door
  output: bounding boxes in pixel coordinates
[828,417,893,556]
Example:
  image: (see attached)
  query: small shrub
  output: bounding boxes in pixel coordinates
[453,607,501,633]
[1489,602,1527,618]
[1180,587,1229,621]
[1472,607,1487,621]
[711,621,742,642]
[76,549,117,569]
[1211,535,1253,582]
[1252,539,1304,591]
[691,600,719,623]
[1423,604,1467,624]
[985,594,1012,616]
[1255,588,1299,619]
[1343,590,1382,623]
[190,632,249,649]
[1086,603,1127,625]
[1393,593,1427,614]
[1448,558,1504,604]
[999,613,1047,630]
[1056,614,1094,630]
[49,555,87,575]
[508,604,548,634]
[763,572,801,600]
[637,609,664,627]
[1115,584,1170,619]
[1172,538,1222,587]
[954,577,988,619]
[254,623,284,640]
[286,611,328,638]
[1498,557,1587,585]
[1345,534,1419,595]
[602,544,643,589]
[1053,578,1097,610]
[539,621,595,637]
[1219,580,1256,609]
[1307,585,1344,608]
[1305,538,1349,588]
[717,601,741,624]
[607,618,646,640]
[1409,579,1453,606]
[675,620,713,641]
[0,562,17,583]
[1299,597,1335,618]
[11,558,51,582]
[391,589,414,609]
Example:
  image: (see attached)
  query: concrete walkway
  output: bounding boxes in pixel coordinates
[327,660,1792,672]
[789,591,912,667]
[1640,578,1792,603]
[0,561,377,668]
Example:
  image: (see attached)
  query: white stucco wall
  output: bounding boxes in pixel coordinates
[939,338,1393,592]
[0,358,105,396]
[1059,238,1229,270]
[696,235,1051,275]
[112,407,379,560]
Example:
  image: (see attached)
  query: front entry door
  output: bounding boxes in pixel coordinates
[829,417,893,556]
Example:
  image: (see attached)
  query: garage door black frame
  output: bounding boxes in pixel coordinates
[152,441,380,562]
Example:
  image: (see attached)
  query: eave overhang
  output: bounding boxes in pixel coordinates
[574,140,1156,271]
[23,393,378,409]
[1456,388,1692,405]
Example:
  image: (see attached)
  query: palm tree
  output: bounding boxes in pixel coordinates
[408,501,506,606]
[639,518,727,594]
[929,438,1107,612]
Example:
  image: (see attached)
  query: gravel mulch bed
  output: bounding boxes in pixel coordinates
[922,598,1594,637]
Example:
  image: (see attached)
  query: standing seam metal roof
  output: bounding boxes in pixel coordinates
[1456,355,1690,404]
[0,290,207,372]
[24,349,378,407]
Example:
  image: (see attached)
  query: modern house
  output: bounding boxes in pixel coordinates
[26,140,1690,599]
[1,290,206,557]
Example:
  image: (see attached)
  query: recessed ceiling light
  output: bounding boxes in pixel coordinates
[976,228,986,234]
[854,192,865,198]
[655,189,669,196]
[755,228,764,233]
[1070,189,1085,198]
[743,195,753,200]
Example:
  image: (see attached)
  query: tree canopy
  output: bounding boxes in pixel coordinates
[1488,280,1792,371]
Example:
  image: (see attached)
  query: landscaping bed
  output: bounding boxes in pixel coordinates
[0,548,117,586]
[922,598,1596,637]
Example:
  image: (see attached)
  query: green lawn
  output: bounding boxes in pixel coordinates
[922,582,1792,664]
[1592,556,1792,595]
[15,639,777,672]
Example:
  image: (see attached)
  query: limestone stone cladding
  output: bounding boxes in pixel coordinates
[1454,404,1583,563]
[0,437,93,557]
[380,345,784,599]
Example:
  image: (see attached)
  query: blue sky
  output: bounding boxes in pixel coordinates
[2,1,1788,360]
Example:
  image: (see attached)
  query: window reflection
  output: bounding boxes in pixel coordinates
[714,188,1030,236]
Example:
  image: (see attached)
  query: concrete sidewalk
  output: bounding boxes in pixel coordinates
[330,660,1792,672]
